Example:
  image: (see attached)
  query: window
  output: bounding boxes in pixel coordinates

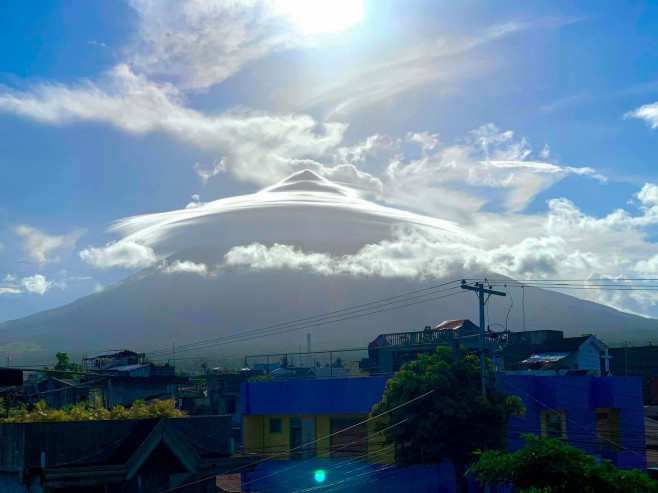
[595,408,620,450]
[541,410,566,439]
[330,418,367,458]
[269,417,282,434]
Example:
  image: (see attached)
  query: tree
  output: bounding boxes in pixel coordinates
[331,357,345,368]
[370,347,524,493]
[44,352,82,379]
[469,434,658,493]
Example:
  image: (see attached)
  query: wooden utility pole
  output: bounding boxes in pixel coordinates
[461,282,506,395]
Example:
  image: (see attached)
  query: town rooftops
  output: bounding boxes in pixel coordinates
[535,335,603,353]
[85,349,139,359]
[433,319,479,333]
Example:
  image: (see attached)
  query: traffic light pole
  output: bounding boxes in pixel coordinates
[461,282,506,395]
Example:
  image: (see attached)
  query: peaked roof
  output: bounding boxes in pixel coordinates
[535,335,603,353]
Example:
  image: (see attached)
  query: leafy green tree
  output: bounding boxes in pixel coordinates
[469,434,657,493]
[44,352,82,379]
[331,357,345,368]
[371,347,524,493]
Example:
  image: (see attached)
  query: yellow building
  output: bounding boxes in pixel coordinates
[242,376,393,463]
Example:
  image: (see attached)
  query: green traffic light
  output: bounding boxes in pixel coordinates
[314,469,326,483]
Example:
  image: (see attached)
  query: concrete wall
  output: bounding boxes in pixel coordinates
[505,374,646,471]
[241,376,389,416]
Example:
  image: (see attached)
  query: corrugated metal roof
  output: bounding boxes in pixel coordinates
[433,319,478,332]
[520,352,571,364]
[86,349,138,359]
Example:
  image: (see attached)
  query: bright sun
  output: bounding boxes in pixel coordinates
[275,0,365,35]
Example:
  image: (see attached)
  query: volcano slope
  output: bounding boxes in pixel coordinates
[2,171,656,364]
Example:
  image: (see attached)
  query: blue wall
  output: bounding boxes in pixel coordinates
[505,374,646,471]
[240,374,647,492]
[242,375,390,415]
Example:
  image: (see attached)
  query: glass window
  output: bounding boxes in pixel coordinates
[269,417,282,434]
[330,418,367,458]
[541,410,566,439]
[595,408,620,450]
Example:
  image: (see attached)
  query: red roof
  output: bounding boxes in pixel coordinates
[433,319,469,331]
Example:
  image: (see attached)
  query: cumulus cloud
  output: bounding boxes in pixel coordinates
[185,194,205,209]
[625,102,658,129]
[79,241,158,269]
[406,131,439,152]
[14,225,85,263]
[637,183,658,206]
[21,274,53,295]
[160,260,209,276]
[224,226,475,279]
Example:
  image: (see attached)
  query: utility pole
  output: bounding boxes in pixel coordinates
[461,281,506,395]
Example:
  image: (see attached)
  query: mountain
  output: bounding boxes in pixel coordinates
[2,171,657,365]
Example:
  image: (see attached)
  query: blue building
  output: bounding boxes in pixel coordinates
[240,374,646,492]
[504,374,646,471]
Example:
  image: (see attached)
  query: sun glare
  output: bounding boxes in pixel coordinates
[275,0,365,35]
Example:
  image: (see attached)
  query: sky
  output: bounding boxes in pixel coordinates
[1,0,658,322]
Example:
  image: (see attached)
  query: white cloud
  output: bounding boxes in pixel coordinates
[637,183,658,206]
[383,124,601,217]
[79,241,158,269]
[0,65,357,187]
[195,159,226,183]
[21,274,52,295]
[126,0,307,91]
[185,193,205,209]
[224,226,474,280]
[406,132,439,152]
[334,134,396,164]
[625,102,658,129]
[0,287,22,295]
[291,22,535,119]
[14,225,85,263]
[160,260,209,276]
[634,253,658,275]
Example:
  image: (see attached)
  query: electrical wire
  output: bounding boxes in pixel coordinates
[159,387,437,492]
[148,287,467,357]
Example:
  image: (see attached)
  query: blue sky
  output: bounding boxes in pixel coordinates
[1,0,658,321]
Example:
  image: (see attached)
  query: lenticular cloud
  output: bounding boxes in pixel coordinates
[111,170,479,256]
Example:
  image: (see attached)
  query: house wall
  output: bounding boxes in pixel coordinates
[241,375,390,416]
[241,374,646,492]
[505,374,646,471]
[243,414,393,463]
[577,343,602,374]
[102,379,177,407]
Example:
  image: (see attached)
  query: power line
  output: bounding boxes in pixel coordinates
[160,387,438,492]
[148,280,463,356]
[148,285,467,357]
